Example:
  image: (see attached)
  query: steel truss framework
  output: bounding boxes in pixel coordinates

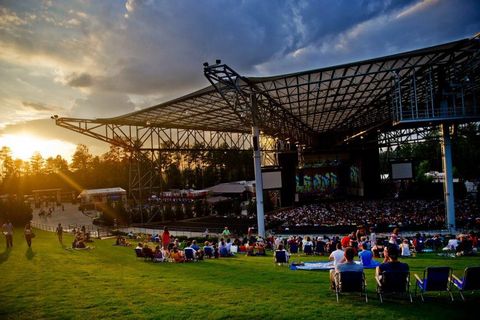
[56,36,480,204]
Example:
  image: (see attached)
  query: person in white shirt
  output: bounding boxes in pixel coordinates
[399,239,411,257]
[329,243,346,266]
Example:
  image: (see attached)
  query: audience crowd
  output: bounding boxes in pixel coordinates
[266,198,479,230]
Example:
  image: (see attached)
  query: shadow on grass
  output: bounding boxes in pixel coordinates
[0,247,11,264]
[26,247,35,260]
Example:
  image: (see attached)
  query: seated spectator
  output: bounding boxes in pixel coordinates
[456,234,474,256]
[142,244,154,260]
[330,247,363,288]
[358,243,378,267]
[170,247,185,263]
[315,237,326,255]
[191,240,200,251]
[204,241,214,258]
[274,243,290,263]
[256,242,266,256]
[219,240,230,257]
[246,242,255,256]
[376,245,409,281]
[153,245,165,262]
[329,243,345,266]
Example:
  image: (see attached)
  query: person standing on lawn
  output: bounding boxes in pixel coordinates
[24,222,34,248]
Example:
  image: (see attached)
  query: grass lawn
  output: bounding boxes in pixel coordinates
[1,229,479,320]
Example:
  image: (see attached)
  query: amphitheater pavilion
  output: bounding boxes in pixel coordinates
[55,35,480,237]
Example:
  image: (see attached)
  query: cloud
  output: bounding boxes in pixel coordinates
[70,92,135,118]
[66,72,93,87]
[22,101,57,111]
[0,7,27,28]
[0,0,478,136]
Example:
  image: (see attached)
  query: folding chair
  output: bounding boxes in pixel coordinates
[414,267,454,301]
[334,271,368,303]
[376,271,412,303]
[289,243,298,254]
[274,250,289,265]
[451,266,480,301]
[134,248,145,260]
[204,246,213,258]
[184,248,197,262]
[304,245,313,255]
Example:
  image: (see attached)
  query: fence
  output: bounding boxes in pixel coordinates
[30,221,113,238]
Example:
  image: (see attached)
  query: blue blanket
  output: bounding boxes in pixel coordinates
[290,260,380,271]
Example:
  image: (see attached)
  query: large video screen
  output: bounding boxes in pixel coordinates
[391,162,413,180]
[262,171,282,189]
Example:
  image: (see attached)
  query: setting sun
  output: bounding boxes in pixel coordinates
[0,134,76,161]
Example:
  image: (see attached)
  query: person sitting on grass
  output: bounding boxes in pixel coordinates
[358,242,380,267]
[170,246,185,263]
[255,242,266,256]
[153,245,165,262]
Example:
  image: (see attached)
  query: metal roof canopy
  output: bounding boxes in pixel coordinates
[56,35,480,151]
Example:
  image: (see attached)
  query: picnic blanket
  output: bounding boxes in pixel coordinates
[290,260,380,271]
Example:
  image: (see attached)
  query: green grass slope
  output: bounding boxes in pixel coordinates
[0,229,479,320]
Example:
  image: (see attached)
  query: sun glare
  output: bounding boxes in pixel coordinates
[0,134,76,161]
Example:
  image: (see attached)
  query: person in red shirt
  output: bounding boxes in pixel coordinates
[341,233,352,249]
[162,227,170,250]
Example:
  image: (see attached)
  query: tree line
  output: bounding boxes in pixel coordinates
[0,143,254,196]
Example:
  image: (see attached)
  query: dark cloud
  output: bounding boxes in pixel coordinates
[0,0,479,126]
[66,72,93,87]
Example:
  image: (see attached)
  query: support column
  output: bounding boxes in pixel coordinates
[252,126,265,238]
[250,93,265,238]
[440,124,456,233]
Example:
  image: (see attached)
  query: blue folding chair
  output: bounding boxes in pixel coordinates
[304,245,313,255]
[334,271,368,303]
[289,243,298,254]
[376,271,412,303]
[204,246,213,258]
[274,250,288,265]
[184,248,196,262]
[414,266,453,301]
[451,266,480,301]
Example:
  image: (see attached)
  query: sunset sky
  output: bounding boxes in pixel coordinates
[0,0,479,161]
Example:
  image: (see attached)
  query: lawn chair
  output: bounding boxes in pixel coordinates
[450,266,480,301]
[274,250,289,265]
[334,271,368,303]
[304,244,313,255]
[204,246,213,258]
[184,248,197,262]
[414,267,453,301]
[376,271,412,303]
[289,243,298,254]
[134,248,145,260]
